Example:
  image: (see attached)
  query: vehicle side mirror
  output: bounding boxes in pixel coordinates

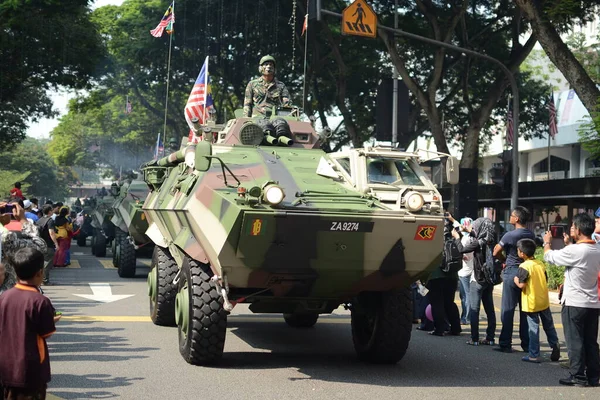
[194,141,213,172]
[446,156,459,185]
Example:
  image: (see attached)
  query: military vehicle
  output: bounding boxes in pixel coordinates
[109,180,153,278]
[75,202,94,247]
[141,107,458,366]
[88,191,116,258]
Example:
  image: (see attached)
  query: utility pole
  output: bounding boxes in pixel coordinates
[391,0,398,145]
[317,2,520,210]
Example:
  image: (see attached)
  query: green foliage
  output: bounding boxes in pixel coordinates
[534,247,564,290]
[0,0,105,150]
[0,138,75,200]
[0,170,30,200]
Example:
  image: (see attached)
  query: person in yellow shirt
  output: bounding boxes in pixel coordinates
[514,238,560,363]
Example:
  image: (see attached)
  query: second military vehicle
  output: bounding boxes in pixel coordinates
[142,108,458,365]
[110,180,153,277]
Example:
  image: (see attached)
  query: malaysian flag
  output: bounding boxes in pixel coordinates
[301,14,308,36]
[549,91,558,139]
[506,104,514,147]
[125,100,132,114]
[154,133,164,159]
[184,56,214,131]
[150,2,175,38]
[560,89,575,125]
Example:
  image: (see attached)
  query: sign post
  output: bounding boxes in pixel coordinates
[341,0,377,38]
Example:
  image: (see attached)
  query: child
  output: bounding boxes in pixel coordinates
[513,238,560,363]
[0,247,60,399]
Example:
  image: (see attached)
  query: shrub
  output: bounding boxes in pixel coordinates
[534,247,564,290]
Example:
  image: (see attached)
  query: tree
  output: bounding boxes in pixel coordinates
[0,138,75,199]
[0,0,105,150]
[514,0,600,113]
[375,0,549,168]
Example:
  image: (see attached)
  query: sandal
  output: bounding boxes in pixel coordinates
[466,340,479,346]
[480,339,495,346]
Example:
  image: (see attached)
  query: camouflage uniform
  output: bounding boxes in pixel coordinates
[243,78,291,117]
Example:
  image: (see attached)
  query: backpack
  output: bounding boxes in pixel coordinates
[35,216,54,247]
[440,239,462,273]
[478,241,503,285]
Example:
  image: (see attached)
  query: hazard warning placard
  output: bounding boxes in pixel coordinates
[342,0,377,38]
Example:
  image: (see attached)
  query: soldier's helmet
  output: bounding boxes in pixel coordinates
[259,55,276,66]
[259,55,276,75]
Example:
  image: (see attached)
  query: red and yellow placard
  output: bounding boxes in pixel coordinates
[414,225,436,240]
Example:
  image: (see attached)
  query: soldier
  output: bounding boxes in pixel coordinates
[243,55,291,117]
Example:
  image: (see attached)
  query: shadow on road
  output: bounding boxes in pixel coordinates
[222,315,567,388]
[51,373,143,399]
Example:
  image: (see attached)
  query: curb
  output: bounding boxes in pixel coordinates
[493,283,560,305]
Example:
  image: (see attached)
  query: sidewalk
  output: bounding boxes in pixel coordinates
[493,282,561,305]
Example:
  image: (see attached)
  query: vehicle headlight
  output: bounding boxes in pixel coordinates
[405,191,424,212]
[263,184,285,205]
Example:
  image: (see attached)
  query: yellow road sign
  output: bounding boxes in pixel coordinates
[342,0,377,38]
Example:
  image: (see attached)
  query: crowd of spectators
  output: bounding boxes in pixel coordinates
[416,205,600,387]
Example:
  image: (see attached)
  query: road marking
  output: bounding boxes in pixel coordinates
[65,260,80,269]
[47,394,64,400]
[56,314,564,329]
[62,315,152,322]
[73,283,134,303]
[72,252,85,255]
[99,259,114,269]
[139,259,151,267]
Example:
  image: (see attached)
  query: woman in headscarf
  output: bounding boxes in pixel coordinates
[452,217,497,346]
[53,206,72,268]
[457,217,474,325]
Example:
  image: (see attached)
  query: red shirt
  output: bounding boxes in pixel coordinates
[0,283,56,388]
[9,187,23,200]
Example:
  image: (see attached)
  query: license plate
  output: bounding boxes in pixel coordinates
[322,221,374,232]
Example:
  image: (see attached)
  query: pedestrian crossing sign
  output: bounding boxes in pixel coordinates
[342,0,377,38]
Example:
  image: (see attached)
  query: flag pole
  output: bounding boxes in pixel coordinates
[161,32,173,158]
[203,56,208,124]
[302,11,309,114]
[547,130,551,181]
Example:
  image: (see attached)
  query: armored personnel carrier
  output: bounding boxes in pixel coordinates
[110,180,153,278]
[87,191,116,257]
[141,108,458,365]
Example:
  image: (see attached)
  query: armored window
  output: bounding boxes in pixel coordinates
[367,157,424,186]
[337,157,352,176]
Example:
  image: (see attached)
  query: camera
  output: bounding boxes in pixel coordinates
[549,224,565,238]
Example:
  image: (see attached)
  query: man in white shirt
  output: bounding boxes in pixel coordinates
[544,213,600,387]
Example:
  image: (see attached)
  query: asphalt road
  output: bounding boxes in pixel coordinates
[37,243,596,400]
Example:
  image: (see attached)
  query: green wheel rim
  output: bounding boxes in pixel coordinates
[147,267,157,299]
[175,284,189,335]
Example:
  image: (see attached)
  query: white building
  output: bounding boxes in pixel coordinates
[481,88,598,185]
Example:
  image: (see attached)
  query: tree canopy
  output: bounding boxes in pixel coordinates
[45,0,598,176]
[0,0,105,150]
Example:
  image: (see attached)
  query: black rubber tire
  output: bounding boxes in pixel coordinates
[94,229,107,257]
[76,235,86,247]
[116,230,136,278]
[150,247,178,326]
[283,313,319,328]
[350,288,413,364]
[178,257,227,365]
[90,233,96,255]
[111,237,118,267]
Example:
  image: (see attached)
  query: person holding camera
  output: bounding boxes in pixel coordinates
[1,202,47,289]
[425,214,462,337]
[544,213,600,387]
[452,217,498,346]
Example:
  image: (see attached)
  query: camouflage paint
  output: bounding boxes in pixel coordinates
[143,141,445,303]
[110,180,151,245]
